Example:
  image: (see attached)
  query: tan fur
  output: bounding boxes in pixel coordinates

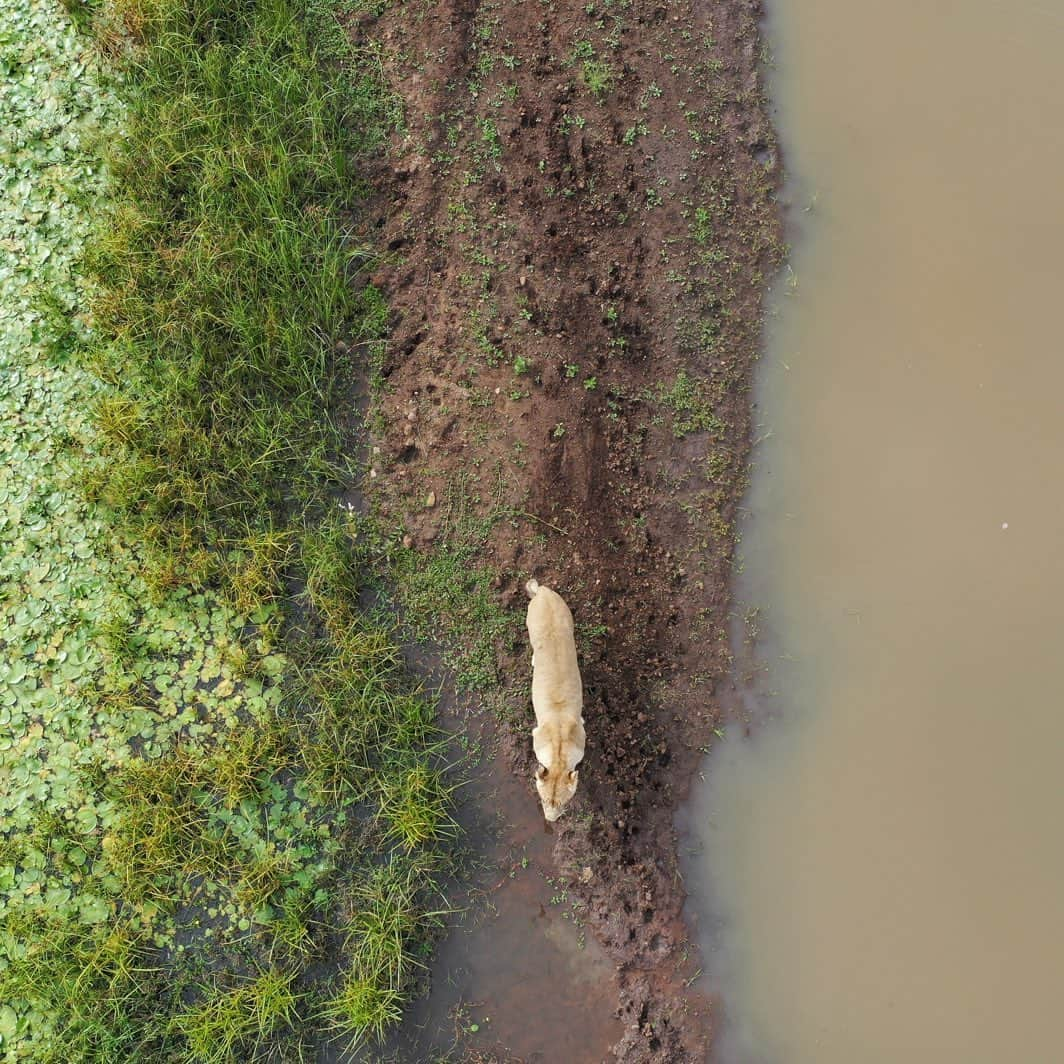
[525,579,585,821]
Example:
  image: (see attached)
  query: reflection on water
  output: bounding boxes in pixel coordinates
[684,1,1064,1061]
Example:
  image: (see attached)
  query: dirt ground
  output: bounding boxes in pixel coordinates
[346,0,781,1059]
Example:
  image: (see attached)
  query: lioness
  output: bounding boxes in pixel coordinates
[525,579,585,822]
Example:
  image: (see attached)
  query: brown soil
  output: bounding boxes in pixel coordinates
[345,0,781,1060]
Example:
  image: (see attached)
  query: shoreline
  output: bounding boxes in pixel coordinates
[354,0,783,1057]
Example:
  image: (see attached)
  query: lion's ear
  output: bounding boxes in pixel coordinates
[537,765,550,780]
[567,769,579,784]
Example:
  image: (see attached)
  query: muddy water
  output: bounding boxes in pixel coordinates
[332,644,619,1064]
[683,1,1064,1061]
[378,755,620,1063]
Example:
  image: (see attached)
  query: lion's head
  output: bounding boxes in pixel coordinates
[535,763,579,822]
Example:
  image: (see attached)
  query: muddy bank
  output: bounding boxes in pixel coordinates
[346,0,781,1058]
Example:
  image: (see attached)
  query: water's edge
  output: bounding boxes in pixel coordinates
[681,0,1064,1060]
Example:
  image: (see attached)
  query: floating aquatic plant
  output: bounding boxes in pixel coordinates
[0,1,457,1059]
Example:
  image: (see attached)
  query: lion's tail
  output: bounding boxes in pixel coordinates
[525,578,541,598]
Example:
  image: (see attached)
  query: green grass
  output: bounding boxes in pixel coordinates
[320,977,403,1043]
[82,0,386,562]
[572,38,614,98]
[0,0,461,1059]
[655,370,727,439]
[393,539,519,692]
[582,57,615,97]
[0,913,168,1061]
[171,970,299,1064]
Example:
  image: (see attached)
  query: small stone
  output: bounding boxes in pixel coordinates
[402,534,414,549]
[425,491,436,508]
[519,274,527,286]
[369,468,378,479]
[372,445,381,455]
[580,866,593,883]
[406,411,417,422]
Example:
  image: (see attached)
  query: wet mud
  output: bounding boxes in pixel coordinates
[383,753,622,1062]
[340,0,782,1058]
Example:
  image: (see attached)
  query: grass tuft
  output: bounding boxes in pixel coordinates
[171,969,299,1064]
[377,760,460,852]
[320,977,403,1043]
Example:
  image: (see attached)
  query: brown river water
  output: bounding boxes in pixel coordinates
[682,0,1064,1061]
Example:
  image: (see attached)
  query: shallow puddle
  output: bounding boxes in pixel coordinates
[382,763,619,1062]
[331,684,621,1064]
[683,1,1064,1061]
[389,774,621,1064]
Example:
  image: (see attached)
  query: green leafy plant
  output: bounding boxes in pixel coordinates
[0,0,460,1059]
